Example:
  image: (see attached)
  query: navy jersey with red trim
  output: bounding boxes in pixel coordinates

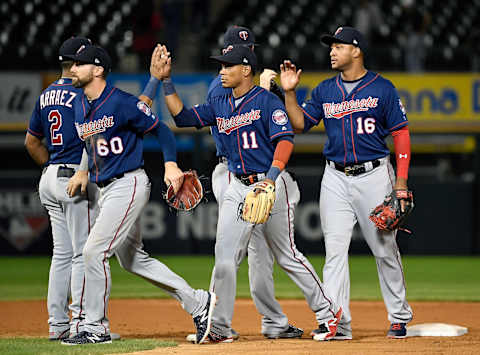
[27,78,83,165]
[73,83,160,183]
[207,75,229,158]
[301,71,408,165]
[189,86,294,174]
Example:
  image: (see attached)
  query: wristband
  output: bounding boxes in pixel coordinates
[266,166,281,181]
[141,76,160,99]
[163,77,176,96]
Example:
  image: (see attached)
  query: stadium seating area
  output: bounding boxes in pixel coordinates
[203,0,480,71]
[1,0,479,71]
[0,0,139,70]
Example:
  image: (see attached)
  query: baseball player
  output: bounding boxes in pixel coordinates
[61,44,215,345]
[157,43,342,342]
[25,36,96,341]
[280,26,413,339]
[193,26,302,341]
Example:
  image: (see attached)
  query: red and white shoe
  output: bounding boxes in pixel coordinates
[310,307,343,341]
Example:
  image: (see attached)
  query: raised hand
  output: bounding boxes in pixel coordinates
[280,60,302,91]
[152,44,173,81]
[259,69,278,90]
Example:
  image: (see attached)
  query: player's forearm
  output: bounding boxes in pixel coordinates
[24,133,48,166]
[284,90,305,132]
[162,78,183,116]
[266,138,294,182]
[392,126,411,188]
[139,75,161,107]
[79,149,89,171]
[138,95,153,107]
[151,121,177,162]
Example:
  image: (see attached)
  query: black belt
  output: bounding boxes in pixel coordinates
[57,166,75,178]
[96,173,125,188]
[328,159,381,176]
[235,172,266,186]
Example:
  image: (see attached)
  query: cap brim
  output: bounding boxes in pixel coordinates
[210,55,241,66]
[320,34,351,47]
[59,54,76,61]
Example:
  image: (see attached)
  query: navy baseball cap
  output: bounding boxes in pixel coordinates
[210,44,257,73]
[223,26,256,47]
[321,26,368,54]
[58,36,92,62]
[73,45,112,73]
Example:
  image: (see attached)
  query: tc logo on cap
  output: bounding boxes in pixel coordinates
[239,30,249,41]
[335,27,343,35]
[94,58,100,64]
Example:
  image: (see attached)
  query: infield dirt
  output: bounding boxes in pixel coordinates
[1,299,479,354]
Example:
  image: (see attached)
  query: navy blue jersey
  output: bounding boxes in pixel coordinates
[206,75,229,158]
[27,78,83,164]
[185,86,294,174]
[73,83,161,183]
[301,71,408,165]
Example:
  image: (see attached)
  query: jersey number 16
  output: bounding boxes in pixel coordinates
[356,117,376,134]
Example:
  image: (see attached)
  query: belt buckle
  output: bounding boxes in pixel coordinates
[344,166,354,176]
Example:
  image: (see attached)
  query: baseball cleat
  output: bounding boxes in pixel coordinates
[387,323,407,339]
[207,329,234,343]
[61,331,112,345]
[186,328,239,343]
[311,307,343,341]
[49,329,70,341]
[192,291,216,344]
[264,324,304,339]
[333,331,353,340]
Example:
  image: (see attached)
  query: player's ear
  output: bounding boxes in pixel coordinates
[352,46,362,59]
[93,66,105,78]
[243,65,252,77]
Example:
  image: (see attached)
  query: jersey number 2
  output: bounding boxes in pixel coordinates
[356,117,376,134]
[241,131,258,149]
[48,110,63,145]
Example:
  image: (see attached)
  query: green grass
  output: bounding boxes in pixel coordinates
[0,255,479,301]
[0,338,175,355]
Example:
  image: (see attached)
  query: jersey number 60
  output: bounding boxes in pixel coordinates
[96,137,124,156]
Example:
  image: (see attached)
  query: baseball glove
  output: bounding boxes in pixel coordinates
[369,189,414,231]
[164,170,204,211]
[240,180,275,224]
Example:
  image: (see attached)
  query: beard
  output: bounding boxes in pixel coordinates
[72,71,94,88]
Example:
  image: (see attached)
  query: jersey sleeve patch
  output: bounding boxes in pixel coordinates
[137,101,152,116]
[271,109,288,125]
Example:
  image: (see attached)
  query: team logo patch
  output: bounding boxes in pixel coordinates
[137,101,151,116]
[239,30,249,41]
[271,109,288,125]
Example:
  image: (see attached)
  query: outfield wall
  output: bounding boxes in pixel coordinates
[0,172,474,256]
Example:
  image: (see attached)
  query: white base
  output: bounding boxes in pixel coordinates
[407,323,468,337]
[111,332,121,340]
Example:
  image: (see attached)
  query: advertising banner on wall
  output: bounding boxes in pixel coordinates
[0,73,42,130]
[2,72,479,133]
[0,174,474,255]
